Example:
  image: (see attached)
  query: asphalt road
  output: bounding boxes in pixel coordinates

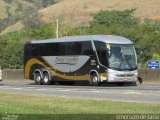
[0,80,160,103]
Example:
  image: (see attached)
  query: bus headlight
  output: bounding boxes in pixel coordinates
[134,71,138,76]
[108,69,117,81]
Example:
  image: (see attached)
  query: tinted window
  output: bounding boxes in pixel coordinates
[94,41,108,67]
[30,44,39,57]
[70,42,82,55]
[27,41,94,56]
[81,41,94,55]
[24,43,31,57]
[39,43,59,56]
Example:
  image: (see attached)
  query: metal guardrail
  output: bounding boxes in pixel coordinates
[2,69,24,80]
[138,69,160,82]
[1,69,160,82]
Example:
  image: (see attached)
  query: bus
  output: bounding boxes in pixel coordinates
[24,35,138,86]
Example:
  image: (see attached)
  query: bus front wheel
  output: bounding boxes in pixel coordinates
[90,73,100,86]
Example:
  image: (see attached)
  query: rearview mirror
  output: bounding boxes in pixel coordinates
[106,48,111,57]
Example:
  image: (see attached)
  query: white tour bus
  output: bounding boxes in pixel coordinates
[24,35,138,86]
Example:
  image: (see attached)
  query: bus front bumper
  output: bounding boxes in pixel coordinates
[107,76,137,82]
[106,69,138,83]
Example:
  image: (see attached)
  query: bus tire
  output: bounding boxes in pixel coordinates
[133,77,142,86]
[43,72,51,85]
[90,73,100,86]
[34,72,43,85]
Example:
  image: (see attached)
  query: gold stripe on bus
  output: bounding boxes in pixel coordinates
[24,58,45,79]
[41,57,89,80]
[100,73,107,77]
[24,58,89,80]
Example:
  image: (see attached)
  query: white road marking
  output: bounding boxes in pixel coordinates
[0,86,160,97]
[27,87,36,89]
[59,89,73,91]
[12,88,22,90]
[36,89,48,91]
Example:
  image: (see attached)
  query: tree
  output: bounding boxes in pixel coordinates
[0,42,23,69]
[24,23,54,39]
[90,9,139,26]
[152,53,160,61]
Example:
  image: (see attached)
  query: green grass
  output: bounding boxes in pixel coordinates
[0,92,160,120]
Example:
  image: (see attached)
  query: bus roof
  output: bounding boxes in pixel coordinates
[31,35,133,44]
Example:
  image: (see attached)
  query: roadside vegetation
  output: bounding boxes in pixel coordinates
[0,9,160,69]
[0,92,160,120]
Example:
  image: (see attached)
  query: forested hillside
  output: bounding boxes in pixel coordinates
[1,0,160,34]
[40,0,160,25]
[0,0,160,69]
[0,0,58,34]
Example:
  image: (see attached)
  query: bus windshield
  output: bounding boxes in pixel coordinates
[108,44,137,70]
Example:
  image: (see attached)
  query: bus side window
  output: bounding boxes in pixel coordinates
[59,43,68,56]
[25,44,32,57]
[94,41,108,67]
[81,41,94,55]
[100,47,108,67]
[31,44,39,57]
[51,43,59,56]
[70,42,82,55]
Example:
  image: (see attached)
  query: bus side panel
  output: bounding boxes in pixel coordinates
[24,40,99,81]
[41,55,93,81]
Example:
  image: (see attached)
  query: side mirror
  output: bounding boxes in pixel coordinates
[107,48,111,58]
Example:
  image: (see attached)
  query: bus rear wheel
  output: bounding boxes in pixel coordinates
[43,72,51,85]
[34,72,43,85]
[90,73,100,86]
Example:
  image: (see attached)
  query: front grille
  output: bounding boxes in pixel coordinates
[116,74,134,77]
